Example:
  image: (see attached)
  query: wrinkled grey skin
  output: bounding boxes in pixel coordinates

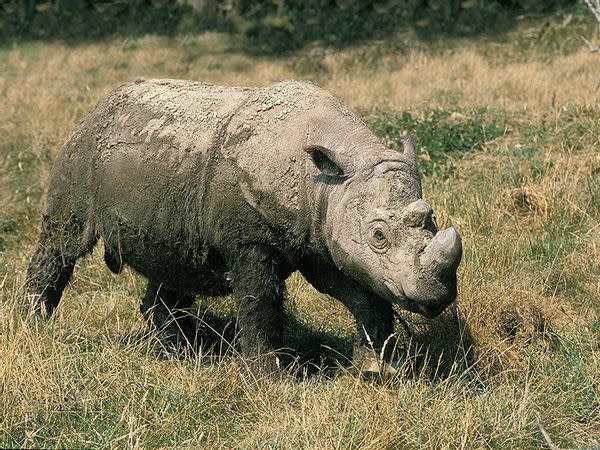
[26,79,462,373]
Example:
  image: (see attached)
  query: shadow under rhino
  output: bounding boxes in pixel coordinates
[139,301,475,382]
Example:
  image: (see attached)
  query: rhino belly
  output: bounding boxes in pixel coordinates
[103,226,230,295]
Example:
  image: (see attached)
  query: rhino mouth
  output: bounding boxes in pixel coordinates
[383,278,456,319]
[413,285,457,318]
[416,305,441,319]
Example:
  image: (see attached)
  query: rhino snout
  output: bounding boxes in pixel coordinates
[393,226,462,318]
[420,226,462,282]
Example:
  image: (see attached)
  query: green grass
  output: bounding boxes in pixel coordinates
[367,107,509,175]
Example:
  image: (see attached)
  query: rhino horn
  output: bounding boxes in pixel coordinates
[420,227,462,281]
[399,135,417,167]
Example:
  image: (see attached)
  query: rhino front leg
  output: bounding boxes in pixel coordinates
[300,263,395,363]
[228,245,286,375]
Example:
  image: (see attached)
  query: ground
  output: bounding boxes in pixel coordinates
[0,5,599,449]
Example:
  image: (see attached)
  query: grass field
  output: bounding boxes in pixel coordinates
[1,5,599,449]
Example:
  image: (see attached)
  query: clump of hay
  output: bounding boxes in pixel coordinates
[506,186,549,217]
[497,303,551,341]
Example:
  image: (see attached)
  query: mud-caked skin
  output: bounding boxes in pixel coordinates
[26,79,462,374]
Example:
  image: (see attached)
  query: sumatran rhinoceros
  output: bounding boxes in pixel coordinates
[26,79,462,373]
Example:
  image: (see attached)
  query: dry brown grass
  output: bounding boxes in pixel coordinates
[1,16,599,449]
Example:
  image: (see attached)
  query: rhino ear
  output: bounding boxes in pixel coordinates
[304,145,348,178]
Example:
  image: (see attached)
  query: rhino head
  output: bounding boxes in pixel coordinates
[306,127,462,318]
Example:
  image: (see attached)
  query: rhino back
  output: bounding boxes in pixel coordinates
[48,79,252,287]
[92,78,252,229]
[47,79,380,287]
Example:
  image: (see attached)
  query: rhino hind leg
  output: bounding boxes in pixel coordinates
[25,214,96,316]
[229,245,286,375]
[141,280,197,346]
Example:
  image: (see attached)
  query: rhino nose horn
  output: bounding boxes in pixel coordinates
[404,199,433,228]
[421,227,462,280]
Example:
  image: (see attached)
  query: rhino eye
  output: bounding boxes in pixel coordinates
[368,223,389,253]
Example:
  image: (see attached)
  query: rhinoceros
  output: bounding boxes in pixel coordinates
[26,79,462,373]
